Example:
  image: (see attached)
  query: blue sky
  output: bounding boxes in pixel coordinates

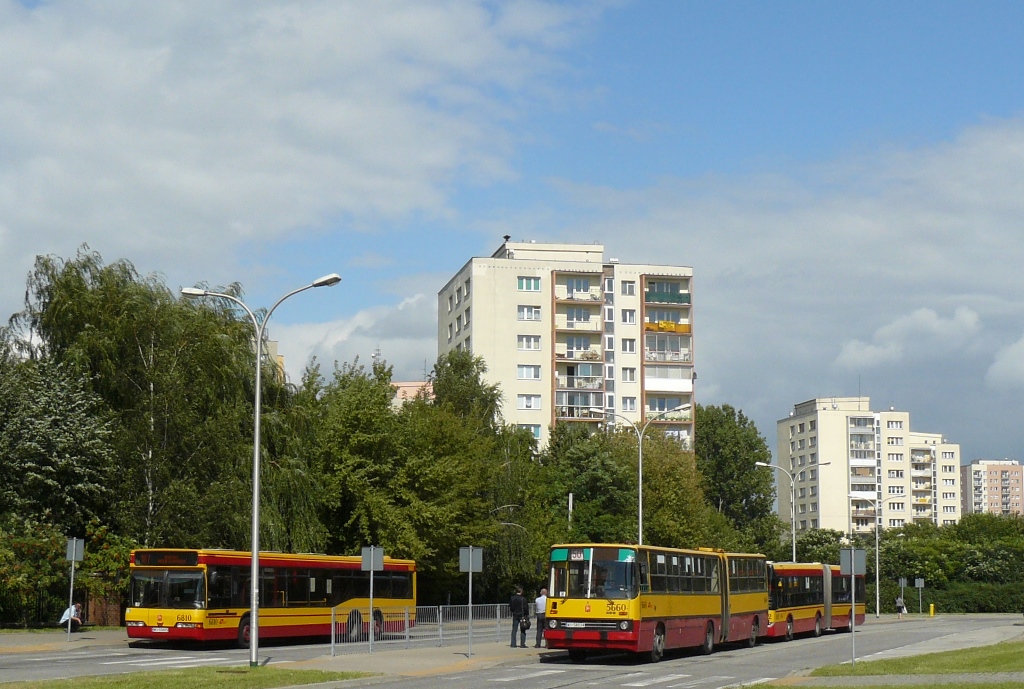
[4,1,1024,461]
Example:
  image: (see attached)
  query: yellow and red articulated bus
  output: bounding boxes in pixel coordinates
[124,549,416,645]
[544,544,768,663]
[765,562,865,640]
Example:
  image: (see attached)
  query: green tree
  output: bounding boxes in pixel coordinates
[0,517,67,627]
[9,247,262,547]
[0,354,115,535]
[693,404,779,550]
[430,350,502,425]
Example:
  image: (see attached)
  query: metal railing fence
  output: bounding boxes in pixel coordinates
[331,603,512,656]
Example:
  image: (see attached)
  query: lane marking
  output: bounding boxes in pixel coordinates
[490,669,567,681]
[623,674,691,687]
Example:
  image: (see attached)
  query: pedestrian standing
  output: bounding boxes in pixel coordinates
[534,588,547,648]
[510,586,528,648]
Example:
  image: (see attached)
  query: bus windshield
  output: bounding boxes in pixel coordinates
[550,547,638,600]
[129,569,206,609]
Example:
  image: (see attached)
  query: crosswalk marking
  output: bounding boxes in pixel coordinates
[490,669,567,681]
[623,674,691,687]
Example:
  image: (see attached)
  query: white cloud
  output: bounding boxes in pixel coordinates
[546,117,1024,458]
[272,293,437,384]
[835,307,981,369]
[0,0,595,318]
[986,335,1024,390]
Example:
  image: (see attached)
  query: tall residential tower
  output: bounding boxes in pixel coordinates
[438,239,695,447]
[775,397,961,537]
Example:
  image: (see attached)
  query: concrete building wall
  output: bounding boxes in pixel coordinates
[439,239,694,448]
[776,397,961,540]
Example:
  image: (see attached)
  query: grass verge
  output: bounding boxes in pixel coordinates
[811,639,1024,676]
[0,666,369,689]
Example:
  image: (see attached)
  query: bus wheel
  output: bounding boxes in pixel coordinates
[346,610,363,642]
[747,619,758,648]
[813,614,822,638]
[568,649,588,663]
[649,624,665,662]
[700,622,714,655]
[784,617,794,642]
[237,615,251,649]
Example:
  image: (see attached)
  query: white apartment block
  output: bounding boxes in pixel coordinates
[961,459,1023,516]
[437,238,695,448]
[775,397,961,537]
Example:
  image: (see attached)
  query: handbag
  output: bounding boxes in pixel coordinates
[520,616,531,631]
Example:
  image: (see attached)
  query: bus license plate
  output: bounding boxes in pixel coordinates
[152,627,169,633]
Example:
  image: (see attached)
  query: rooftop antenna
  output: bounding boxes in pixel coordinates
[372,346,381,365]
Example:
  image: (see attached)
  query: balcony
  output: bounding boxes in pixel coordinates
[645,409,692,422]
[554,316,602,332]
[556,406,605,420]
[555,347,602,361]
[554,286,603,302]
[644,349,692,363]
[643,321,691,333]
[644,291,691,305]
[849,441,875,450]
[851,508,877,518]
[556,375,603,390]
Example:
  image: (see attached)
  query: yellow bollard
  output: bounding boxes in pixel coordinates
[929,603,935,616]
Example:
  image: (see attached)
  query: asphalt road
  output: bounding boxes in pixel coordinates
[2,614,1021,686]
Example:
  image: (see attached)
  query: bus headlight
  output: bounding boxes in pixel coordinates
[548,618,557,629]
[619,620,630,631]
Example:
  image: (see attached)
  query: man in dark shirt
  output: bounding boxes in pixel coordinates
[509,586,528,648]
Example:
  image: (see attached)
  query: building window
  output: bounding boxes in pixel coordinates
[455,315,462,333]
[447,323,453,342]
[517,335,541,350]
[888,486,905,495]
[464,307,470,325]
[943,505,956,513]
[606,395,614,409]
[622,367,636,382]
[517,394,542,410]
[604,277,613,293]
[942,451,956,459]
[621,281,636,296]
[888,453,904,462]
[623,397,637,412]
[942,492,956,499]
[798,423,805,433]
[889,502,904,511]
[606,365,615,380]
[887,437,904,446]
[889,519,905,528]
[567,278,591,296]
[455,286,462,305]
[887,420,903,429]
[447,295,453,313]
[518,276,540,292]
[888,470,904,478]
[517,365,541,380]
[622,338,636,353]
[605,306,614,321]
[518,424,541,440]
[942,465,956,473]
[809,420,816,431]
[943,478,955,486]
[622,309,636,324]
[518,305,541,321]
[566,307,591,323]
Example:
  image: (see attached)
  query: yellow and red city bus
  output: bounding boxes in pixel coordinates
[544,544,768,662]
[125,549,416,645]
[765,563,865,640]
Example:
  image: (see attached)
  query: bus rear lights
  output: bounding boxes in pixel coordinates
[175,622,201,629]
[126,620,145,627]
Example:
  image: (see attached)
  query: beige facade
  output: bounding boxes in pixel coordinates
[961,459,1023,515]
[775,397,961,537]
[438,239,694,447]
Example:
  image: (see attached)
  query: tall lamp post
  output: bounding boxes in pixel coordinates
[597,403,691,545]
[755,462,796,562]
[182,273,341,667]
[848,493,901,619]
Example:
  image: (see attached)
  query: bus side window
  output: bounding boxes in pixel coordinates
[208,567,233,609]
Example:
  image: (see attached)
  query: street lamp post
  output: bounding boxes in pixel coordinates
[755,462,796,562]
[848,493,900,619]
[181,273,340,667]
[597,403,691,546]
